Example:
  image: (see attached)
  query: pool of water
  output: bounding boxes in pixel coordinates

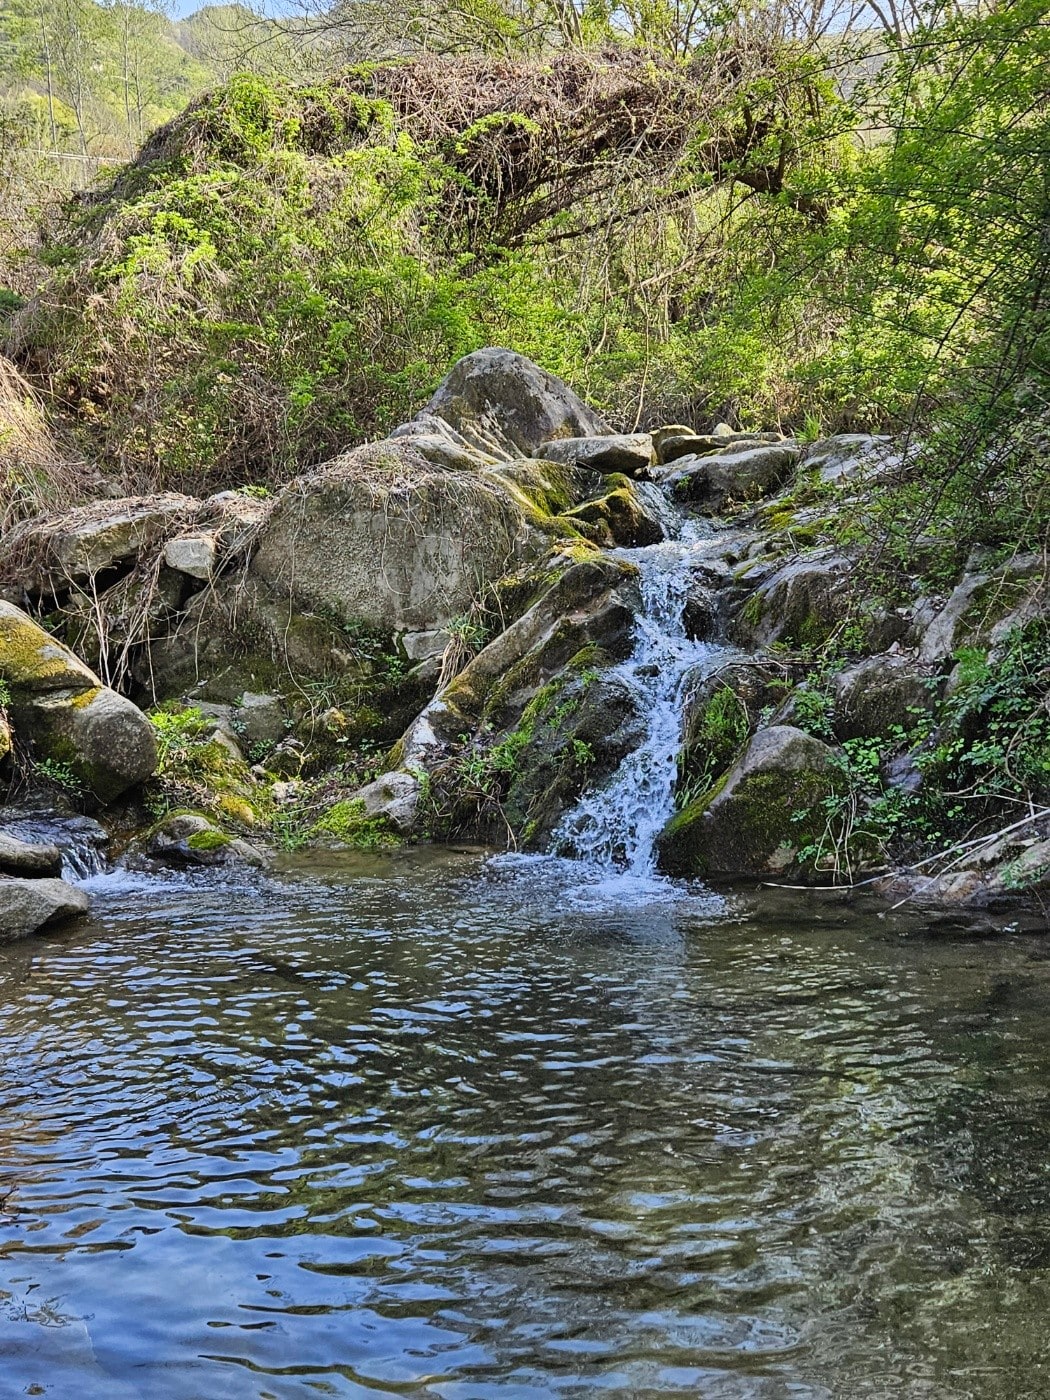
[1,849,1049,1398]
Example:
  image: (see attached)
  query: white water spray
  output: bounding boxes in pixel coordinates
[554,527,734,877]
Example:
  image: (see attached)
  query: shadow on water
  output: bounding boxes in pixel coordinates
[1,846,1049,1398]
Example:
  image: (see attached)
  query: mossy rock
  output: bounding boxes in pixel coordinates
[659,724,839,879]
[310,798,400,850]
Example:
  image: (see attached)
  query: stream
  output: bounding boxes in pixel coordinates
[3,521,1049,1398]
[2,852,1050,1398]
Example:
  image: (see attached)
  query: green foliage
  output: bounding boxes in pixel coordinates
[149,703,209,767]
[791,684,833,741]
[923,624,1050,817]
[792,622,1050,877]
[676,683,750,809]
[147,703,272,829]
[33,756,84,795]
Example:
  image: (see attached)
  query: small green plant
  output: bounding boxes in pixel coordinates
[799,412,824,443]
[34,758,84,796]
[791,684,834,740]
[149,705,210,768]
[676,683,750,809]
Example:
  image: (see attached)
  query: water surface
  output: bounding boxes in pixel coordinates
[1,850,1049,1398]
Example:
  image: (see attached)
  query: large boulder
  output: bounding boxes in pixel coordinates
[0,876,89,943]
[423,348,609,457]
[250,443,546,635]
[658,725,839,879]
[731,552,854,649]
[538,434,654,478]
[0,601,158,801]
[662,442,802,512]
[832,656,937,741]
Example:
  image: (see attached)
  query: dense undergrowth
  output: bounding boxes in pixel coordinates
[0,0,1045,556]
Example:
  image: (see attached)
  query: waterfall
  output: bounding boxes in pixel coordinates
[554,525,733,876]
[2,812,109,882]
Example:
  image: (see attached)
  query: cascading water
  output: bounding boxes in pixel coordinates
[554,523,735,877]
[1,811,109,881]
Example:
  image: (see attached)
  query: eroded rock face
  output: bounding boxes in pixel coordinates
[913,554,1046,662]
[0,601,158,801]
[658,725,838,878]
[424,348,609,457]
[0,876,89,942]
[380,551,640,839]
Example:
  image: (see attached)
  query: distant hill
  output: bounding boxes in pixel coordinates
[0,0,288,166]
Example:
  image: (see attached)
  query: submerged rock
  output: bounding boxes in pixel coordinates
[0,876,89,942]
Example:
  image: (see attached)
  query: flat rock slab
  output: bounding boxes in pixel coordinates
[0,831,63,877]
[538,434,655,477]
[1,494,197,594]
[0,877,89,942]
[656,431,783,465]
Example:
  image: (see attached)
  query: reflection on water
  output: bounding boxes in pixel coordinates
[1,848,1049,1398]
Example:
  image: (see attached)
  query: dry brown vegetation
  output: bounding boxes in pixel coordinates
[0,355,97,535]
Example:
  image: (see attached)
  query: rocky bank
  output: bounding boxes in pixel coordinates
[1,348,1046,938]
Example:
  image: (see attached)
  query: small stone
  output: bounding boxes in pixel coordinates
[236,692,286,749]
[162,535,216,581]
